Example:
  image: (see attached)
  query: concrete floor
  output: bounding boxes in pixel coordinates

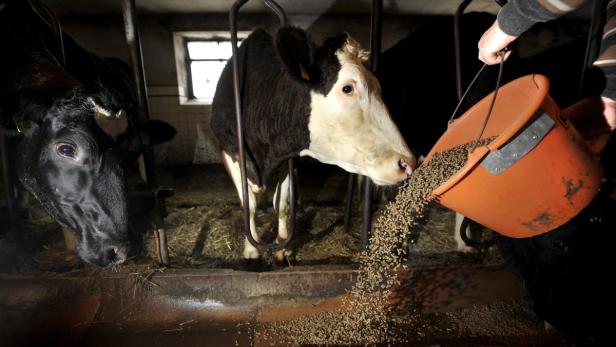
[0,162,565,346]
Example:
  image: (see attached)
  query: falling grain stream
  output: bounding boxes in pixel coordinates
[263,139,494,346]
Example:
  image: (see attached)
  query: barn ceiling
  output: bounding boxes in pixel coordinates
[41,0,505,16]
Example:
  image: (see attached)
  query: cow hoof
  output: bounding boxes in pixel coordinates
[456,244,476,253]
[243,245,261,259]
[274,248,293,263]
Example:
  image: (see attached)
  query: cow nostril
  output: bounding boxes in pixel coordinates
[399,159,411,175]
[104,246,127,266]
[106,247,119,264]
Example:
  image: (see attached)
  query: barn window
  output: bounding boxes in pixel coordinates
[174,32,250,105]
[185,40,235,101]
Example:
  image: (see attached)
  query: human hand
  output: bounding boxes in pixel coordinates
[478,20,517,65]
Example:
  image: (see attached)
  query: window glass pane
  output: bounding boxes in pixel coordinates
[187,41,238,60]
[190,61,227,100]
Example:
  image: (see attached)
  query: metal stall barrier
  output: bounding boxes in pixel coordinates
[122,0,172,266]
[229,0,296,253]
[343,0,383,251]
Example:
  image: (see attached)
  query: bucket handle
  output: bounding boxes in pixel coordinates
[448,51,507,152]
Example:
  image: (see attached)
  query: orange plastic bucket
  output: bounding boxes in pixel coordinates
[426,74,603,238]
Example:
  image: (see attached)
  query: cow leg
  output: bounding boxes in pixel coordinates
[454,212,475,253]
[273,172,292,262]
[221,151,262,259]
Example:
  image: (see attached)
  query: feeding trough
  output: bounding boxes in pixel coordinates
[427,74,603,238]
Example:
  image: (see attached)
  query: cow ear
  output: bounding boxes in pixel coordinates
[275,27,317,83]
[89,97,128,140]
[15,64,79,91]
[135,120,176,146]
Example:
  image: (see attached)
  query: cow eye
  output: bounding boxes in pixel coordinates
[56,142,77,159]
[342,84,354,95]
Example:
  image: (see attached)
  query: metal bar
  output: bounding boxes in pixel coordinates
[121,0,150,123]
[361,0,383,249]
[452,0,473,250]
[266,0,296,249]
[343,173,355,232]
[458,217,494,251]
[230,0,290,252]
[369,0,383,71]
[264,0,287,27]
[454,0,473,100]
[121,0,171,264]
[361,178,372,249]
[578,0,607,99]
[155,229,169,265]
[121,0,157,186]
[0,132,19,240]
[183,38,197,100]
[230,0,254,252]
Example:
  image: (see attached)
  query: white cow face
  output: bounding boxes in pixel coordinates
[276,28,416,185]
[304,39,415,185]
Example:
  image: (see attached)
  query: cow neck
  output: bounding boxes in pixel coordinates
[242,66,311,186]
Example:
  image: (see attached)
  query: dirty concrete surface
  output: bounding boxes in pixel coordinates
[0,162,564,346]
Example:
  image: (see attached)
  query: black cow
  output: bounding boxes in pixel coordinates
[0,0,175,267]
[211,27,416,260]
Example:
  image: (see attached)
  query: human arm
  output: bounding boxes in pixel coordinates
[479,0,588,64]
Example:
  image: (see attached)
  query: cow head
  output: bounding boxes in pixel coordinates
[276,28,416,185]
[12,80,174,267]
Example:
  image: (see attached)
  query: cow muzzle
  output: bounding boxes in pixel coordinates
[80,243,129,267]
[367,154,417,186]
[398,155,416,176]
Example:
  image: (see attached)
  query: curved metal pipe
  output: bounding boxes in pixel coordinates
[230,0,292,252]
[264,0,287,27]
[459,217,495,251]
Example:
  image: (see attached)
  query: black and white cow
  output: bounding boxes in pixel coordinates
[0,0,175,267]
[211,27,416,260]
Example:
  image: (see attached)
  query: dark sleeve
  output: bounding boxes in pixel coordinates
[594,4,616,100]
[497,0,588,36]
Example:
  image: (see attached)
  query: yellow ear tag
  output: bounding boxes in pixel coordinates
[13,112,32,133]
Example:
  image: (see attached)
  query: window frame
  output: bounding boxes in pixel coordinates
[173,31,250,106]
